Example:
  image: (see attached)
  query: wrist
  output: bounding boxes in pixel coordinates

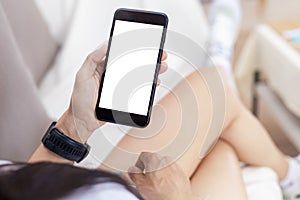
[56,110,83,143]
[56,108,102,143]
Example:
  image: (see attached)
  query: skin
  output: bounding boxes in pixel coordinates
[129,152,199,200]
[29,45,289,199]
[190,140,248,200]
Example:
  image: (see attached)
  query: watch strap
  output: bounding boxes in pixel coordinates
[42,122,90,163]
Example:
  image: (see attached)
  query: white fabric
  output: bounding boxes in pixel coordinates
[243,167,282,200]
[235,25,300,118]
[0,160,12,166]
[61,182,138,200]
[207,0,241,93]
[280,157,300,191]
[256,83,300,151]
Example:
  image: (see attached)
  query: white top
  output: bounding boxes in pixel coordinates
[0,160,139,200]
[62,182,139,200]
[0,160,12,165]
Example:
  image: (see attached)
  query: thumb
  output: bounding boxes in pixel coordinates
[128,166,144,184]
[81,45,107,77]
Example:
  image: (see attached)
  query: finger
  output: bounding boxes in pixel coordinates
[95,62,105,80]
[128,165,143,174]
[138,152,162,172]
[159,62,168,74]
[91,45,108,63]
[95,58,107,80]
[100,59,105,68]
[134,154,147,173]
[156,79,161,86]
[161,51,167,61]
[135,152,151,171]
[82,45,107,73]
[128,166,145,184]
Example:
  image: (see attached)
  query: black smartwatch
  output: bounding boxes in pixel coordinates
[42,122,90,163]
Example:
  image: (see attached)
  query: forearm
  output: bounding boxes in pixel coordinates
[28,144,72,164]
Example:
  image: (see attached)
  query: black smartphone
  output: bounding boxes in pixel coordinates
[95,8,168,128]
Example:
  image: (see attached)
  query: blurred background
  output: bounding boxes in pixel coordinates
[203,0,300,156]
[1,0,300,198]
[236,0,300,156]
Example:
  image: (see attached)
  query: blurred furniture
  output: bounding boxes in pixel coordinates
[235,21,300,152]
[256,82,300,155]
[0,0,57,161]
[269,19,300,52]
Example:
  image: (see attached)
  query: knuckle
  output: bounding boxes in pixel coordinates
[85,53,97,67]
[148,153,161,162]
[141,152,153,160]
[159,156,173,169]
[153,153,163,160]
[86,53,94,62]
[162,155,172,163]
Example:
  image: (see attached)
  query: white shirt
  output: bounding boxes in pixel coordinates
[0,160,12,165]
[62,182,139,200]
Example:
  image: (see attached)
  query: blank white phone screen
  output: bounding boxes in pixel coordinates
[98,20,164,116]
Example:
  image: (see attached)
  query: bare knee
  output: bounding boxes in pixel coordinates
[206,140,238,165]
[191,140,247,200]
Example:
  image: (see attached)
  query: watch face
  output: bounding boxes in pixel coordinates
[42,122,90,163]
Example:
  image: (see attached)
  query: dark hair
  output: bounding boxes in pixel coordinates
[0,162,143,200]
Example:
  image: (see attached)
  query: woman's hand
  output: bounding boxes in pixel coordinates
[56,46,168,143]
[29,46,168,163]
[128,152,198,200]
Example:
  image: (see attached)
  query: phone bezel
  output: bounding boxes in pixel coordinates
[95,8,168,128]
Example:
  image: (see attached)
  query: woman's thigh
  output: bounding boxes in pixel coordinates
[104,68,231,177]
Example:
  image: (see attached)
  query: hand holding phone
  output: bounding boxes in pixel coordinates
[57,45,167,143]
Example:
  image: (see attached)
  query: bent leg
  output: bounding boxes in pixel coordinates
[191,140,247,200]
[104,67,288,182]
[220,78,288,180]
